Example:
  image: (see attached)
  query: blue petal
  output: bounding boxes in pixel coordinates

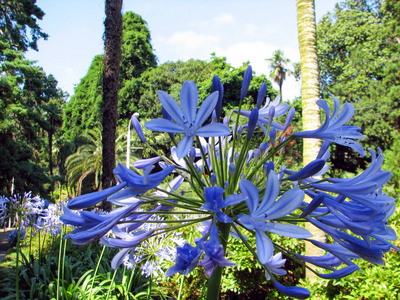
[285,159,326,181]
[267,222,312,239]
[266,188,305,220]
[158,90,185,126]
[195,91,219,128]
[256,82,267,109]
[180,81,198,125]
[101,230,153,248]
[255,229,273,264]
[67,183,127,209]
[318,264,359,279]
[257,171,279,216]
[134,156,161,169]
[212,75,224,119]
[246,108,259,140]
[145,118,185,133]
[110,248,131,269]
[130,114,146,142]
[283,107,295,131]
[296,253,342,269]
[222,194,247,208]
[177,135,194,159]
[239,180,259,214]
[329,103,354,130]
[216,211,233,223]
[274,281,310,299]
[196,123,230,137]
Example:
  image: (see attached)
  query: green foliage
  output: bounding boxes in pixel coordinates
[0,229,152,300]
[0,40,65,196]
[62,55,104,142]
[63,12,158,142]
[65,127,136,195]
[317,0,400,175]
[120,12,157,82]
[0,0,48,52]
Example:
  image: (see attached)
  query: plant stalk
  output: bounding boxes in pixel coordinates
[206,222,231,300]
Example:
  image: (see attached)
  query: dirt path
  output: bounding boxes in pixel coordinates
[0,229,13,263]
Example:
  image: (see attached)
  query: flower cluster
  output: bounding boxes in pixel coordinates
[62,66,397,299]
[1,192,63,243]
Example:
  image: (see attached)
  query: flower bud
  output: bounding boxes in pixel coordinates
[189,147,196,164]
[223,116,229,127]
[246,108,259,141]
[131,114,146,143]
[254,149,260,161]
[240,65,252,101]
[257,82,267,109]
[229,163,236,177]
[210,173,217,186]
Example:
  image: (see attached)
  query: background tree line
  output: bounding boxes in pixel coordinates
[0,0,399,199]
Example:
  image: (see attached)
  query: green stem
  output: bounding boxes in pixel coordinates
[177,274,185,300]
[105,268,118,300]
[56,226,64,300]
[206,222,231,300]
[15,220,21,300]
[147,275,152,300]
[89,244,106,299]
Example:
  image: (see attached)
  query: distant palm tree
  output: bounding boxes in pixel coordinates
[266,50,292,99]
[65,127,133,196]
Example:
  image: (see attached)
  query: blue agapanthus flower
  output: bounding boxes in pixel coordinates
[294,93,365,156]
[237,172,310,264]
[145,81,231,159]
[61,66,397,299]
[199,226,236,277]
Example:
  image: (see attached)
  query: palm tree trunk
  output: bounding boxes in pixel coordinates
[102,0,123,209]
[296,0,326,280]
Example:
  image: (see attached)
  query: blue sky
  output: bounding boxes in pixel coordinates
[26,0,339,101]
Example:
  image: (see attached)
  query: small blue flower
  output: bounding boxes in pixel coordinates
[200,186,245,223]
[145,81,231,159]
[166,243,203,277]
[237,172,310,264]
[199,226,236,277]
[294,94,364,156]
[263,252,287,280]
[236,95,289,134]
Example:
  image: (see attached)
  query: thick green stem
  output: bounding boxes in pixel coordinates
[206,222,231,300]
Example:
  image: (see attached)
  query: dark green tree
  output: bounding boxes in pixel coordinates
[0,1,65,197]
[317,0,400,174]
[0,45,65,196]
[0,0,48,52]
[63,12,157,141]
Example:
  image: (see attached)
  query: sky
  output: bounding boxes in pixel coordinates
[25,0,340,101]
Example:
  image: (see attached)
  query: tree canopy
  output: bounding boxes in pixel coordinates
[317,0,400,179]
[0,0,65,196]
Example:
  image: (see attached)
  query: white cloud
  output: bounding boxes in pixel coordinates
[167,31,220,50]
[213,13,234,25]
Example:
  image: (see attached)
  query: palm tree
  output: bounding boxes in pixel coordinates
[296,0,326,280]
[65,127,134,196]
[266,50,291,100]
